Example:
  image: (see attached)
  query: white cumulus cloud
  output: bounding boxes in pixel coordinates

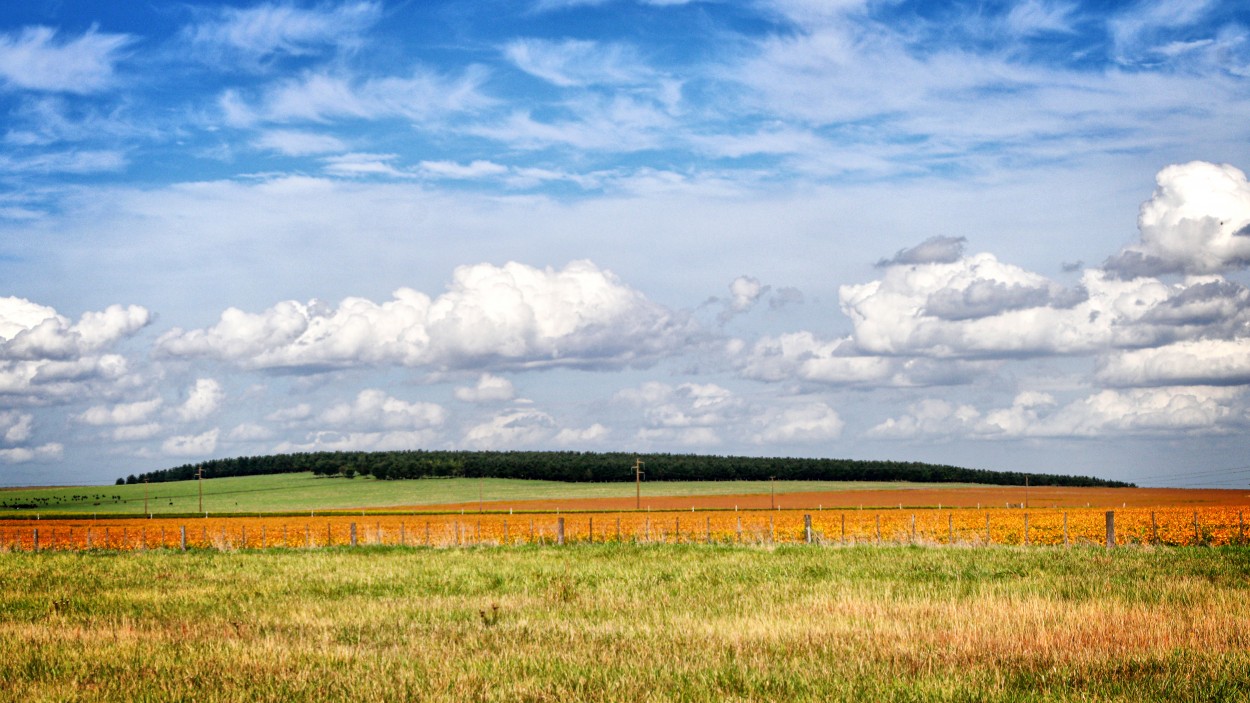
[751,402,844,444]
[157,260,698,372]
[274,429,438,453]
[462,409,556,449]
[161,428,220,457]
[0,411,33,444]
[77,398,163,426]
[176,379,225,422]
[0,442,63,464]
[454,374,516,403]
[319,389,445,430]
[0,297,149,404]
[553,423,608,445]
[870,387,1243,440]
[1097,338,1250,387]
[1105,161,1250,278]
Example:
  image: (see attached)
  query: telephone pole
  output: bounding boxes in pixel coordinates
[633,457,645,510]
[1025,475,1029,510]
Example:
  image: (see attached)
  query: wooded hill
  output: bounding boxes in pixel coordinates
[120,451,1133,488]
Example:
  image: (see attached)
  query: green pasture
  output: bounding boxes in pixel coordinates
[0,473,981,516]
[1,545,1248,702]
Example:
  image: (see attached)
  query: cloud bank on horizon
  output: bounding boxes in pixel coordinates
[1,1,1248,486]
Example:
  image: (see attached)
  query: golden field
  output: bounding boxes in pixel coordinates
[3,506,1247,550]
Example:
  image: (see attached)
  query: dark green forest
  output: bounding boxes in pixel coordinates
[120,451,1133,488]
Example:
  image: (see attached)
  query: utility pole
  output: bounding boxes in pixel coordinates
[197,465,204,514]
[1025,475,1029,510]
[633,457,645,509]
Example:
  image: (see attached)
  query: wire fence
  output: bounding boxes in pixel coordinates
[1,507,1248,552]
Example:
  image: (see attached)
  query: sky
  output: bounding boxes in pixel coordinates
[2,0,1250,488]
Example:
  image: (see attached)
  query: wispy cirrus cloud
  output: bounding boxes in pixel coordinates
[504,38,656,87]
[185,1,382,68]
[252,129,347,155]
[0,26,132,93]
[219,66,493,126]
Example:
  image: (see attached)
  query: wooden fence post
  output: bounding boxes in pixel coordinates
[400,523,406,546]
[180,526,187,551]
[1105,511,1115,549]
[769,515,775,544]
[240,526,246,549]
[706,516,711,544]
[910,514,916,544]
[1023,513,1029,546]
[588,517,593,544]
[616,517,621,542]
[557,517,565,546]
[86,527,92,550]
[948,513,953,545]
[1193,510,1200,544]
[350,523,357,547]
[1063,512,1069,547]
[875,514,881,544]
[804,514,812,544]
[33,528,38,552]
[736,516,742,543]
[841,513,846,545]
[985,514,991,545]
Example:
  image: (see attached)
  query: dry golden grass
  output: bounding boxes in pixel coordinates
[1,545,1248,701]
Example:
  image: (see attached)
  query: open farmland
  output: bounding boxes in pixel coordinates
[2,473,1248,517]
[0,474,989,516]
[2,545,1249,702]
[3,506,1249,551]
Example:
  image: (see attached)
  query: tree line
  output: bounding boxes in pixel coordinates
[118,450,1134,487]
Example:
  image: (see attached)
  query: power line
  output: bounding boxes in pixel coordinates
[1132,465,1250,485]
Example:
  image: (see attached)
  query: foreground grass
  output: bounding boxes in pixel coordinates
[2,546,1249,702]
[0,473,982,516]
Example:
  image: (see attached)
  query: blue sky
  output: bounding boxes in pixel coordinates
[2,0,1250,487]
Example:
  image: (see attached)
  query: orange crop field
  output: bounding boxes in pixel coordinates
[3,505,1248,551]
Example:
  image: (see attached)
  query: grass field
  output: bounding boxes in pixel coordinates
[0,473,987,516]
[2,544,1248,702]
[3,473,1248,517]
